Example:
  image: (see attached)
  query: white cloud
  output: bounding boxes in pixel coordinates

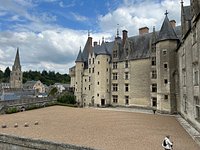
[0,28,111,74]
[99,0,190,36]
[71,12,88,22]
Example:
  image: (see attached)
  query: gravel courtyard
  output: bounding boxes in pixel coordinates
[0,106,199,150]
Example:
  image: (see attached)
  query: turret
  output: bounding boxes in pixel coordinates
[156,11,179,113]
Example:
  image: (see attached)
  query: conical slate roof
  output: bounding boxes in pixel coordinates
[75,49,83,62]
[157,13,178,42]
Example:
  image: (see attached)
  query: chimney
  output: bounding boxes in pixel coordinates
[93,41,98,47]
[139,27,149,35]
[170,20,176,28]
[122,30,128,46]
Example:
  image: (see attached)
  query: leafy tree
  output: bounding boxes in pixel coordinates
[57,93,76,104]
[49,87,58,96]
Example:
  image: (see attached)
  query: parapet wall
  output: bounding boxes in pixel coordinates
[0,133,95,150]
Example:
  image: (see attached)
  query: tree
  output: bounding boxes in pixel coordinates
[4,67,11,78]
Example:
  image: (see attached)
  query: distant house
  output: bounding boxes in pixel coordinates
[0,83,11,89]
[53,83,70,93]
[23,80,45,93]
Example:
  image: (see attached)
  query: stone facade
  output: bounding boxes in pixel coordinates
[70,0,200,131]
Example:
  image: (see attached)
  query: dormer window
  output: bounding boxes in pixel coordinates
[113,50,117,58]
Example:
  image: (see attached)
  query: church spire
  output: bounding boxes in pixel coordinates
[13,48,21,70]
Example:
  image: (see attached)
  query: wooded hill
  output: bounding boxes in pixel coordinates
[0,67,70,86]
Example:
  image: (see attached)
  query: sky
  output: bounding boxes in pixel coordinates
[0,0,190,74]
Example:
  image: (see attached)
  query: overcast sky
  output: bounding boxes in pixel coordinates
[0,0,190,74]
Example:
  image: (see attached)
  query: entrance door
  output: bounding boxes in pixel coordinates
[101,99,105,106]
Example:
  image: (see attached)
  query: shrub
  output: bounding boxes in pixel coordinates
[57,93,76,104]
[5,107,18,114]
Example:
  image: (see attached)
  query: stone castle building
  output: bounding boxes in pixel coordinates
[10,48,23,89]
[69,0,200,131]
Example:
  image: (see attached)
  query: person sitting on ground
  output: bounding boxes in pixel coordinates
[162,135,173,150]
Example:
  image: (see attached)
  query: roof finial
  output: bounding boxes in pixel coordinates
[102,37,104,43]
[80,46,81,51]
[117,24,119,37]
[181,0,184,4]
[165,10,168,16]
[88,30,90,37]
[153,26,155,32]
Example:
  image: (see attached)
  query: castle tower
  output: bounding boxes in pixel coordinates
[10,48,23,89]
[156,11,179,113]
[75,48,84,106]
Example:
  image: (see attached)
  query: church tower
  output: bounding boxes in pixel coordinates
[10,48,23,89]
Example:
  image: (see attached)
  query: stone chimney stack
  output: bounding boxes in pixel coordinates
[93,41,98,47]
[122,30,128,46]
[139,27,149,35]
[170,20,176,28]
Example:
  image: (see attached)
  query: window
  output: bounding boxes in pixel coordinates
[164,63,168,69]
[98,61,100,64]
[151,57,156,66]
[85,87,86,90]
[126,48,129,56]
[92,68,94,73]
[89,59,91,64]
[152,97,157,107]
[125,60,128,68]
[89,68,91,73]
[182,70,186,86]
[164,95,168,101]
[98,72,99,75]
[113,62,118,69]
[125,96,129,105]
[97,93,99,97]
[164,79,168,84]
[97,82,99,85]
[194,67,199,86]
[195,96,200,120]
[125,84,129,92]
[89,77,91,82]
[113,95,118,103]
[113,73,118,80]
[85,79,87,82]
[89,85,90,90]
[183,95,187,113]
[163,49,167,55]
[113,50,117,58]
[152,84,157,92]
[125,72,129,80]
[152,70,157,79]
[112,84,118,91]
[107,68,109,72]
[92,58,94,64]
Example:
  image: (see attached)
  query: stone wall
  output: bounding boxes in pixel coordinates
[0,133,95,150]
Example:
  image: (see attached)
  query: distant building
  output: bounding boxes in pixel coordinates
[10,48,23,89]
[23,80,46,93]
[0,83,10,89]
[53,83,70,93]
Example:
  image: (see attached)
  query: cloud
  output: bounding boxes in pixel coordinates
[71,12,88,22]
[98,0,190,36]
[0,28,111,73]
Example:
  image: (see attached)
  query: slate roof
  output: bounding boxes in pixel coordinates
[157,15,179,42]
[13,48,21,69]
[75,49,83,62]
[183,6,192,21]
[75,15,181,64]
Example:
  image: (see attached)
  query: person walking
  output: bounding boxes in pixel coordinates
[162,135,173,150]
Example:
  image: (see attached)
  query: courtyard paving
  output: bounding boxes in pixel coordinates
[0,106,199,150]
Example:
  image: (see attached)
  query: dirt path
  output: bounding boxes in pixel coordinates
[0,106,199,150]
